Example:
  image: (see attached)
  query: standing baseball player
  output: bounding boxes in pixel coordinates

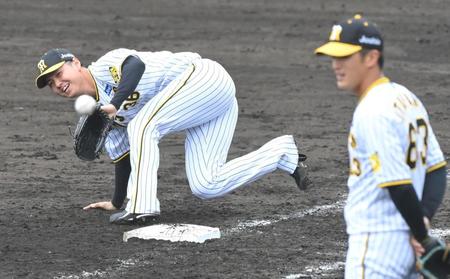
[35,48,309,224]
[315,15,447,278]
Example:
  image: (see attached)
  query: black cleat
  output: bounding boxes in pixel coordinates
[291,153,310,190]
[109,210,159,225]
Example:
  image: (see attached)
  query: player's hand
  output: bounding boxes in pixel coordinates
[412,237,426,257]
[100,104,118,119]
[411,217,431,257]
[83,201,117,211]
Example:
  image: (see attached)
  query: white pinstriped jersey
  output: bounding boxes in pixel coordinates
[87,48,201,161]
[345,77,446,235]
[121,58,299,214]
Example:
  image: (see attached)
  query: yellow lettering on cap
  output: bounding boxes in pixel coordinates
[329,25,343,41]
[354,14,362,19]
[37,60,47,73]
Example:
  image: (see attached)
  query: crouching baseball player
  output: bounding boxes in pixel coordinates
[315,15,447,278]
[35,48,309,225]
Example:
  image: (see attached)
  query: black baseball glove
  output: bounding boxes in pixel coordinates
[417,236,450,279]
[73,104,113,161]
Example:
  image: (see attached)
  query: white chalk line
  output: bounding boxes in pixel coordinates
[282,229,450,279]
[223,199,346,236]
[285,168,450,278]
[430,228,450,238]
[53,200,346,279]
[54,193,450,279]
[54,258,151,279]
[284,261,346,279]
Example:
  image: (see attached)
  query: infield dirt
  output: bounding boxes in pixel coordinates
[1,1,449,278]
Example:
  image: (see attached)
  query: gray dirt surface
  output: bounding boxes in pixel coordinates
[1,0,449,278]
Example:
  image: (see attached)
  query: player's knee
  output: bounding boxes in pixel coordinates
[189,181,221,200]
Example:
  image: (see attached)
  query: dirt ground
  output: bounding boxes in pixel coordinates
[1,0,449,278]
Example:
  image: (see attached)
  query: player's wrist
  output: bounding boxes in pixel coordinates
[414,230,429,243]
[419,235,441,251]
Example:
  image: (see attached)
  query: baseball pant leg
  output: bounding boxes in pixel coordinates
[125,59,236,213]
[184,97,298,199]
[345,232,419,279]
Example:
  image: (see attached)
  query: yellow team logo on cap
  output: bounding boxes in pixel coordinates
[329,25,343,41]
[37,60,47,73]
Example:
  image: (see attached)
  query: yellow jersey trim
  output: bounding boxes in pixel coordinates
[427,161,447,173]
[359,76,390,102]
[113,151,130,163]
[131,64,196,213]
[87,69,100,102]
[378,179,413,188]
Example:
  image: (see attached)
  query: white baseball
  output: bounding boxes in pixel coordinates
[74,95,97,115]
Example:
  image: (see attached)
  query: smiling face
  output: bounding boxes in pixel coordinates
[46,58,93,98]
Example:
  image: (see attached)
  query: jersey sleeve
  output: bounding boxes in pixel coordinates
[362,113,413,187]
[104,126,130,162]
[425,121,446,172]
[89,49,138,85]
[109,55,145,109]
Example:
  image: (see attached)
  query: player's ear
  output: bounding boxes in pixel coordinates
[72,57,82,69]
[364,50,381,68]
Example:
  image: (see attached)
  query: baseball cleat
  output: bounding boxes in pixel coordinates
[291,153,311,190]
[109,210,159,225]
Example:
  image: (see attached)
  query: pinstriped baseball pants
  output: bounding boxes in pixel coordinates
[125,58,299,214]
[345,231,419,278]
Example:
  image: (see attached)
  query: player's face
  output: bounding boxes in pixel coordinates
[47,60,85,98]
[331,52,367,94]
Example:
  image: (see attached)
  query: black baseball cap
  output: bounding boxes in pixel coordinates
[35,48,75,88]
[315,14,383,57]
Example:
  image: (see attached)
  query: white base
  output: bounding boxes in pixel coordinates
[123,223,221,243]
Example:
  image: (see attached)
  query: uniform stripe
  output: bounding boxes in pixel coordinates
[125,59,298,211]
[88,70,100,101]
[345,77,444,277]
[427,161,446,173]
[131,65,196,213]
[90,50,301,215]
[112,151,130,163]
[346,232,417,278]
[186,134,297,198]
[378,179,413,188]
[346,79,445,235]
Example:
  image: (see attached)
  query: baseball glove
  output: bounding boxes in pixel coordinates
[73,104,113,161]
[417,236,450,279]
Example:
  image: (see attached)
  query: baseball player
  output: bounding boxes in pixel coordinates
[35,48,309,224]
[315,15,447,278]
